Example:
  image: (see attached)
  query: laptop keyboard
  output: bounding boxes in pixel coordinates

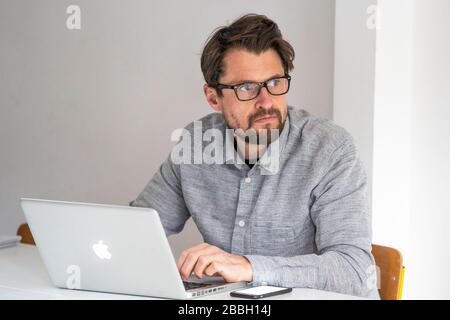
[183,281,210,290]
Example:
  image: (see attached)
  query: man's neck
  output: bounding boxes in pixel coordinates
[234,135,268,166]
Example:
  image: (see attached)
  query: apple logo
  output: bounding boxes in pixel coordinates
[92,240,112,260]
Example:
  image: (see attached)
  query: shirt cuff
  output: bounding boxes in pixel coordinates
[244,254,281,286]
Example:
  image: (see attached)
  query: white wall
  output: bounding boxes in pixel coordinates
[372,0,450,299]
[371,0,414,265]
[336,0,450,299]
[0,0,336,258]
[407,0,450,299]
[333,0,377,211]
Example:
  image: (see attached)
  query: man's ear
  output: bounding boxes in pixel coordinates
[203,84,222,112]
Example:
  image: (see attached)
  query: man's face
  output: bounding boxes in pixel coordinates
[207,48,288,139]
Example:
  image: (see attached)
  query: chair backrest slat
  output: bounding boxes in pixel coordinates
[372,244,404,300]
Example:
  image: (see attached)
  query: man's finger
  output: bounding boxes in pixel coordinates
[178,246,219,280]
[193,254,222,279]
[176,242,210,270]
[204,261,223,278]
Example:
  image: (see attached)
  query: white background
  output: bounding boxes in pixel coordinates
[334,0,450,299]
[1,0,450,299]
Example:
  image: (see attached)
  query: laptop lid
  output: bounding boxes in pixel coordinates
[20,198,190,299]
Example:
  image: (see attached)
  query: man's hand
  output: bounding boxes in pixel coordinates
[176,243,253,283]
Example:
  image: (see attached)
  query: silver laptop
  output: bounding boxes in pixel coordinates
[20,198,247,299]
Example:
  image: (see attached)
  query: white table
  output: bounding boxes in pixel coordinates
[0,244,363,300]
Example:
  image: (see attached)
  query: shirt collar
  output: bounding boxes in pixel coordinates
[224,113,290,175]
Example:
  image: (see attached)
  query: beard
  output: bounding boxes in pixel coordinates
[224,107,285,145]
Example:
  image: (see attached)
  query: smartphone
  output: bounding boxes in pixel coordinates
[230,285,293,299]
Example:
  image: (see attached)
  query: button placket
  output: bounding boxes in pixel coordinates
[230,174,254,255]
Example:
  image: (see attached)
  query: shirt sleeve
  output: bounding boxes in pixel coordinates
[244,137,378,298]
[130,154,190,237]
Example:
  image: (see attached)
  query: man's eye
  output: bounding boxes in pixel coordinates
[267,79,280,87]
[238,83,257,92]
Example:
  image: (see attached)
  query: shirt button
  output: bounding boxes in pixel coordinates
[244,177,251,183]
[238,220,246,227]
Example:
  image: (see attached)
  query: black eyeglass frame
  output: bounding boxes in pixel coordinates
[213,75,292,101]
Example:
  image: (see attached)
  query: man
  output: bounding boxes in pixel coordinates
[132,13,379,299]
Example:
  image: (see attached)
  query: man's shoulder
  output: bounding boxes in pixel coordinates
[182,112,226,133]
[288,106,355,152]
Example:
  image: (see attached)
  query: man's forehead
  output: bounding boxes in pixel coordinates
[221,48,285,83]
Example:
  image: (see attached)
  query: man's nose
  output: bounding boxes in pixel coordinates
[255,87,273,110]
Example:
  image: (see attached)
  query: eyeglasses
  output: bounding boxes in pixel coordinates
[214,75,291,101]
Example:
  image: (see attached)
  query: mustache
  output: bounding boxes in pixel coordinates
[248,108,282,127]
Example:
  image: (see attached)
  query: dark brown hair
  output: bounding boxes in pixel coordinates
[201,13,295,96]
